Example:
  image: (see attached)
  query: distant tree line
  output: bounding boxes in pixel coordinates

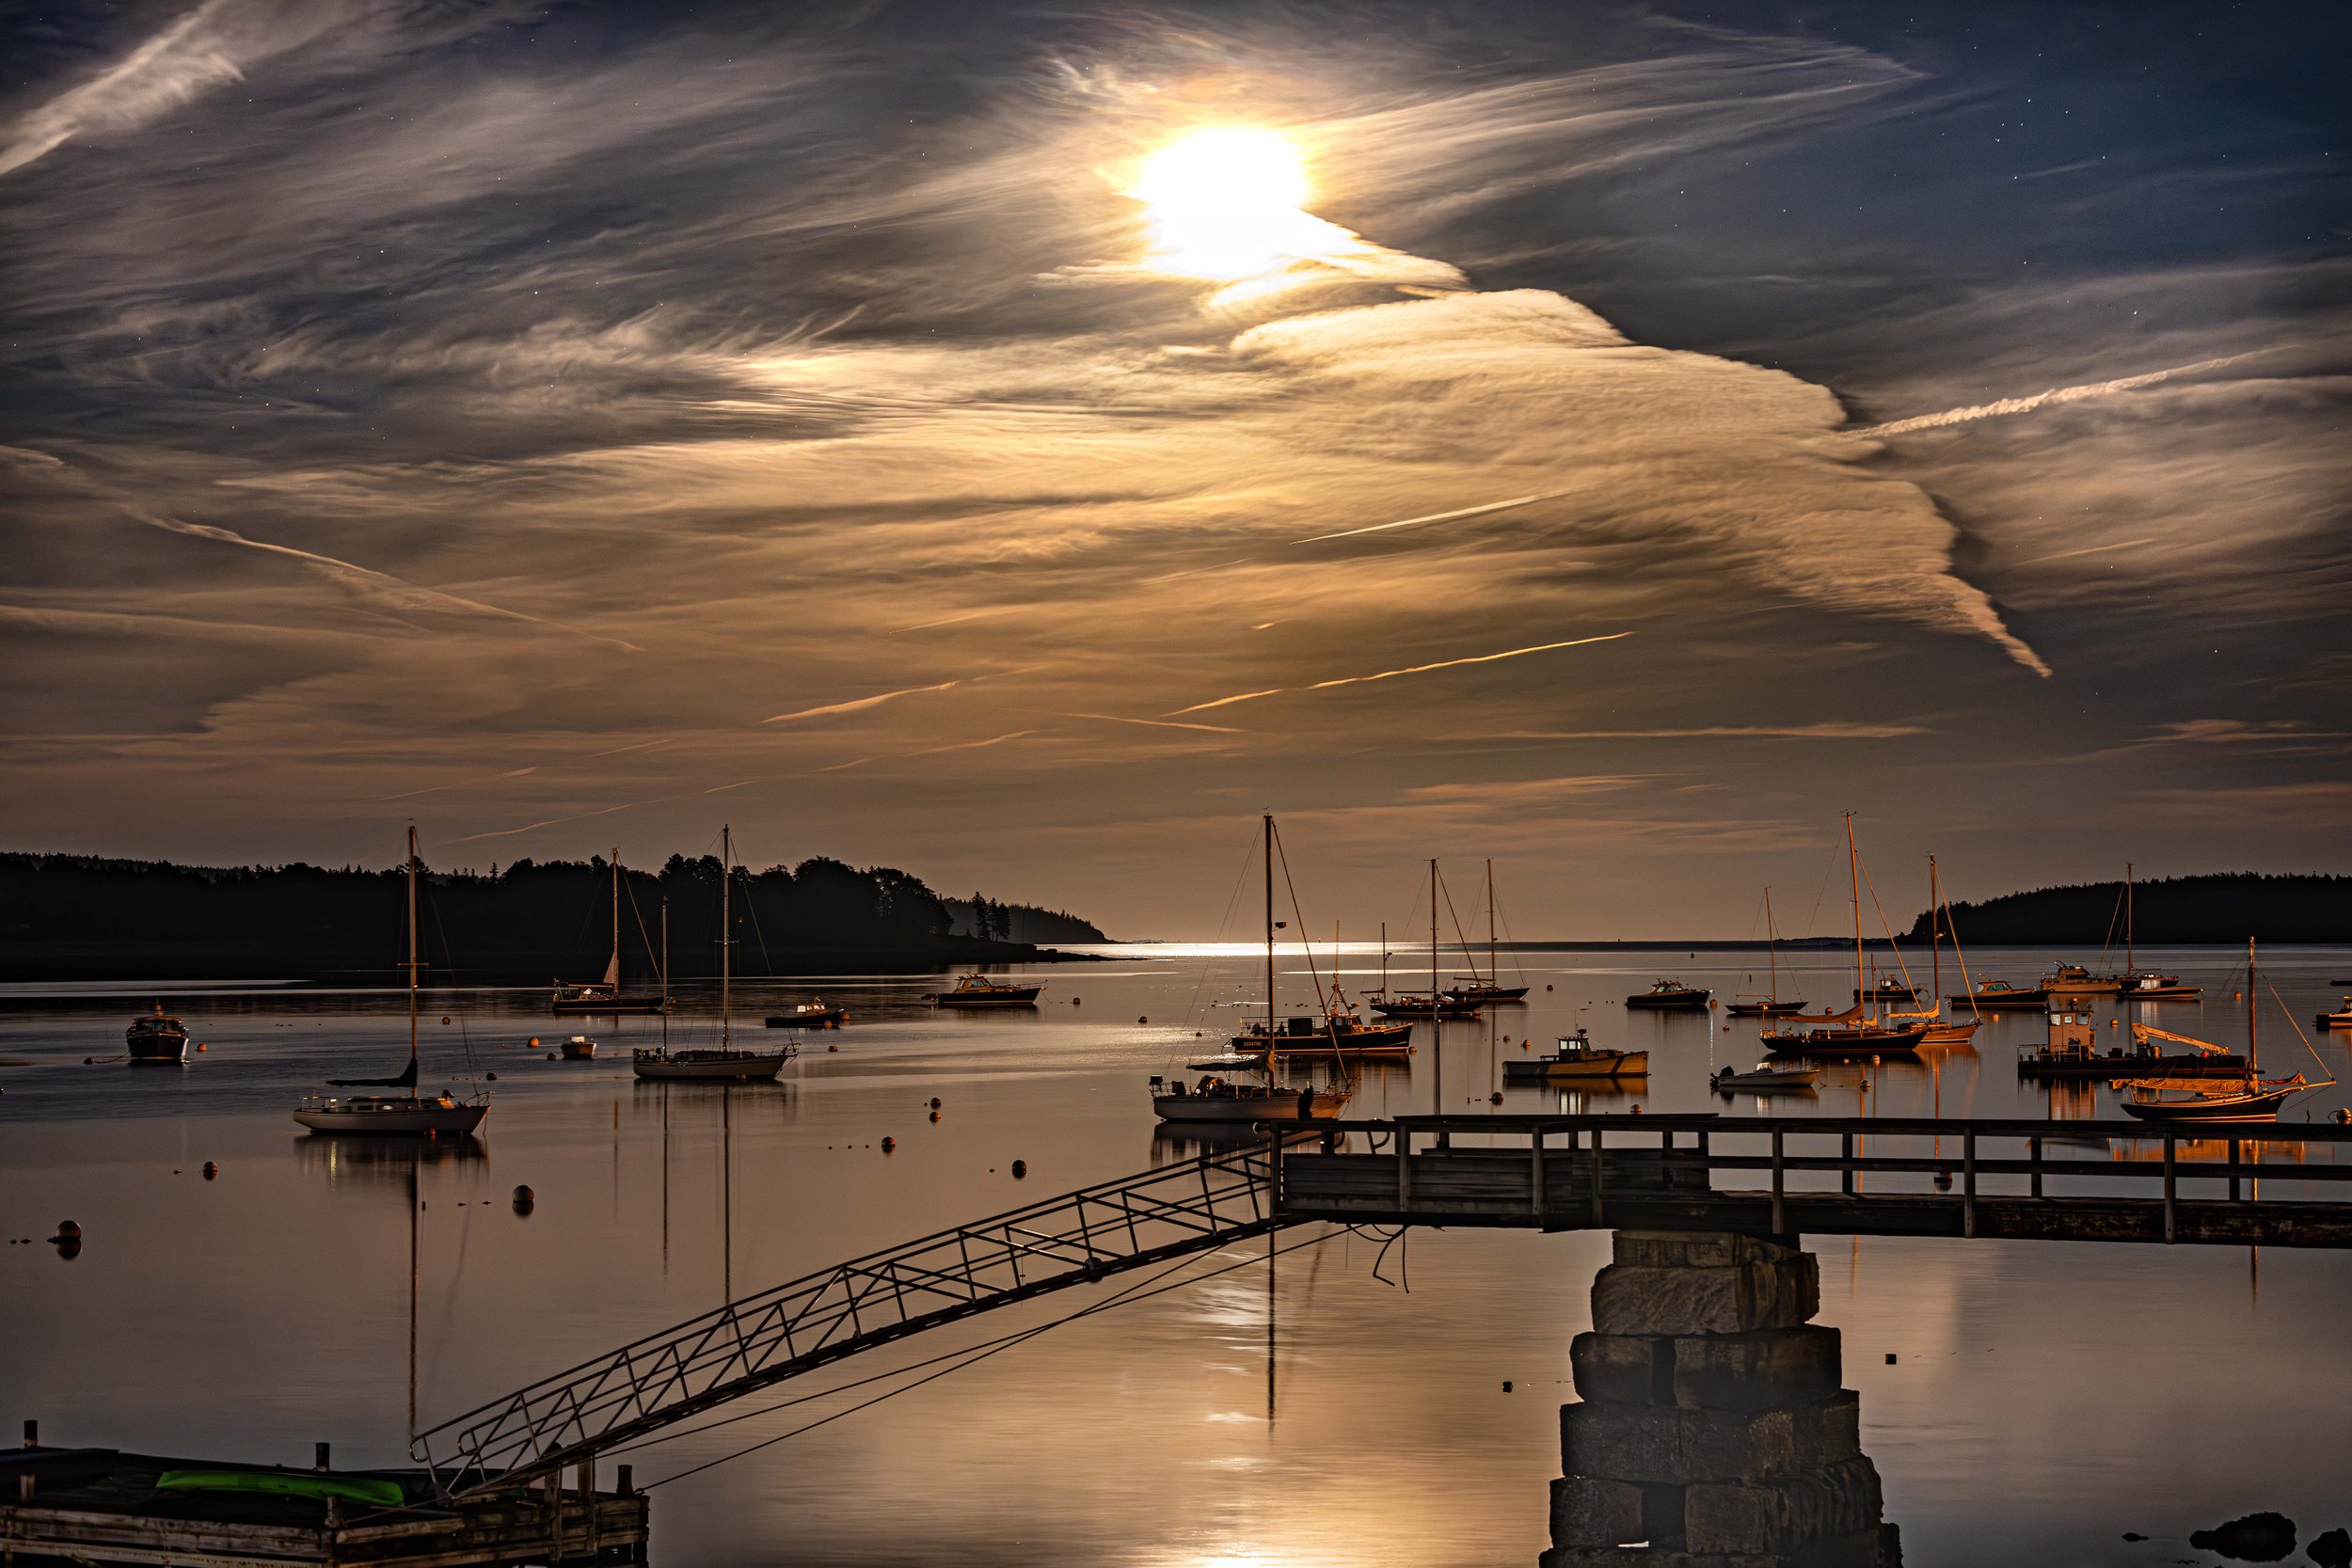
[943,895,1106,945]
[0,851,1102,981]
[1907,872,2352,945]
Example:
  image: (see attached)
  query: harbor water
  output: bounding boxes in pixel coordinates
[4,942,2350,1565]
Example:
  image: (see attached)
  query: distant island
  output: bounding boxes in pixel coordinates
[1906,872,2351,946]
[0,851,1108,983]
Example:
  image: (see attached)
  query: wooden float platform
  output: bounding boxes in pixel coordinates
[0,1448,644,1568]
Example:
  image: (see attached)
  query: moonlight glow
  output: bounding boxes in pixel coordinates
[1131,126,1327,279]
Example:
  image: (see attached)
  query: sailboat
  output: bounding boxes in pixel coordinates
[1725,889,1806,1017]
[2115,863,2201,1001]
[1443,860,1530,1005]
[632,827,793,1081]
[1881,856,1980,1046]
[1367,860,1481,1018]
[1155,816,1349,1123]
[2121,941,2328,1122]
[552,849,669,1014]
[1762,815,1928,1059]
[293,829,490,1135]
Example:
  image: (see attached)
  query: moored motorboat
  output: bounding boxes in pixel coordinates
[766,999,848,1028]
[2317,997,2352,1030]
[924,974,1042,1007]
[1502,1030,1647,1081]
[1854,980,1920,1005]
[2120,973,2201,1003]
[559,1035,597,1059]
[2042,963,2121,998]
[1626,980,1711,1010]
[125,1006,189,1064]
[1949,979,2046,1012]
[1711,1062,1820,1092]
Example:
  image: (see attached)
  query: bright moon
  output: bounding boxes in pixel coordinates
[1132,126,1321,280]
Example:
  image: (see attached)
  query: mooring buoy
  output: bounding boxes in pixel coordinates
[201,1162,218,1180]
[1010,1160,1027,1179]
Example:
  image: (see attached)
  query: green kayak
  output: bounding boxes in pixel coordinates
[155,1470,408,1509]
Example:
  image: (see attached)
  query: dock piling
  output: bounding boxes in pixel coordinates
[313,1441,329,1472]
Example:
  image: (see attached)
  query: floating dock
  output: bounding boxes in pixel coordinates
[1,1440,646,1568]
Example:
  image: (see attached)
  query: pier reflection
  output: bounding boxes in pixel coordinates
[1546,1231,1901,1567]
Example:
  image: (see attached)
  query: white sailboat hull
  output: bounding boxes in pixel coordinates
[294,1101,488,1135]
[631,1051,788,1080]
[1152,1090,1346,1124]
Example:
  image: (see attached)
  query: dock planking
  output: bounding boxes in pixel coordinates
[1275,1113,2352,1247]
[0,1443,644,1568]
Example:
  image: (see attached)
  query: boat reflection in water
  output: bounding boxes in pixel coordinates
[294,1132,485,1187]
[1546,1230,1901,1566]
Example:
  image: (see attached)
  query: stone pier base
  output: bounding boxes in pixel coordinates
[1541,1232,1900,1568]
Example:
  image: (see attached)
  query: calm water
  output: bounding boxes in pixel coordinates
[5,943,2350,1566]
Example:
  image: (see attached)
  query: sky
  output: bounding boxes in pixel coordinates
[2,0,2346,939]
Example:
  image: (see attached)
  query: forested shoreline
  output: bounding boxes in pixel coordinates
[1905,873,2349,946]
[0,851,1108,981]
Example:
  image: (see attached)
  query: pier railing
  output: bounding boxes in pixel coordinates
[1278,1113,2352,1247]
[413,1138,1286,1498]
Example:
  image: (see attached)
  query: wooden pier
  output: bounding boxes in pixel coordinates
[1,1441,644,1568]
[1276,1113,2352,1247]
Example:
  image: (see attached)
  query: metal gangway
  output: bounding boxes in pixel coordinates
[412,1137,1293,1499]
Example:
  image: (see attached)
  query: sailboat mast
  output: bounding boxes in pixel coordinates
[1428,859,1438,1002]
[406,825,421,1068]
[721,825,733,1051]
[612,847,622,991]
[1846,813,1863,1009]
[1379,921,1388,996]
[1766,887,1779,1006]
[660,898,670,1050]
[1486,858,1498,986]
[2247,937,2257,1073]
[2126,863,2135,974]
[1264,813,1276,1038]
[1929,856,1942,1001]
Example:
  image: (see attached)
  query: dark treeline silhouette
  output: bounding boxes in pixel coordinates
[942,895,1105,945]
[0,851,1104,981]
[1908,872,2351,946]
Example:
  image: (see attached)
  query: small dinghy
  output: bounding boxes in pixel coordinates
[1711,1062,1820,1093]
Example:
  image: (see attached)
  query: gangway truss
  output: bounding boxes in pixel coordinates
[412,1136,1293,1498]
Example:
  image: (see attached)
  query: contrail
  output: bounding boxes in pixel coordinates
[2007,537,2154,569]
[903,729,1037,756]
[1295,490,1568,545]
[1858,356,2249,436]
[765,680,961,723]
[375,767,536,803]
[590,737,673,757]
[1066,712,1246,735]
[128,510,641,651]
[1171,632,1631,715]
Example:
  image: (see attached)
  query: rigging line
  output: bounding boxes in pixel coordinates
[621,870,663,990]
[639,1225,1356,1486]
[1854,859,1916,992]
[1270,821,1332,1018]
[1800,832,1841,940]
[726,847,778,976]
[1437,868,1477,976]
[1490,878,1528,985]
[2096,881,2126,971]
[2266,984,2338,1084]
[1183,821,1262,1037]
[419,879,484,1085]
